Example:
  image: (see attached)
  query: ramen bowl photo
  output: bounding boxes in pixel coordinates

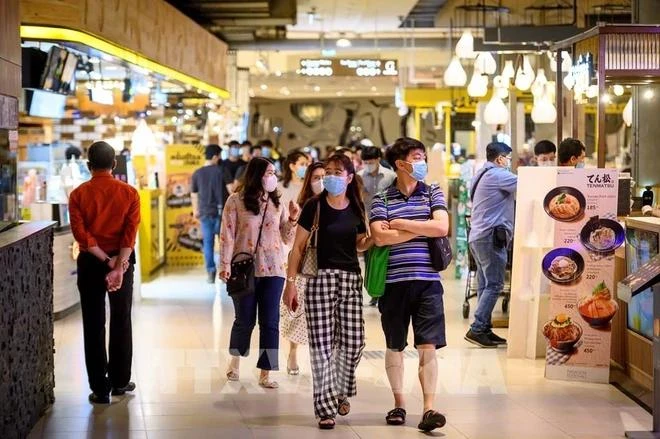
[542,248,585,284]
[543,187,586,222]
[579,217,625,254]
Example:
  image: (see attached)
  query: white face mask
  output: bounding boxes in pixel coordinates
[365,163,379,174]
[538,160,556,167]
[311,179,324,195]
[262,175,278,193]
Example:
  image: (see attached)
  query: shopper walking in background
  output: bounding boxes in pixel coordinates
[369,137,449,433]
[192,144,225,283]
[534,140,557,167]
[283,154,372,430]
[69,141,140,404]
[222,140,244,195]
[465,142,517,348]
[358,146,396,306]
[279,161,325,375]
[278,150,310,208]
[220,157,299,389]
[557,137,587,167]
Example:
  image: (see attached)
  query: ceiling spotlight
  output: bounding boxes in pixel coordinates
[612,84,625,96]
[260,84,268,91]
[313,85,321,92]
[644,88,654,100]
[371,86,378,92]
[336,34,352,48]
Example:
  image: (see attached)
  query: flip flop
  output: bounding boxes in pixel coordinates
[386,407,406,425]
[318,417,335,430]
[258,377,279,389]
[417,409,446,432]
[226,367,239,382]
[338,397,350,416]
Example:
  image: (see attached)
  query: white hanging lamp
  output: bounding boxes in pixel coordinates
[531,68,548,97]
[623,97,633,126]
[475,52,497,75]
[613,84,625,96]
[484,94,509,125]
[455,30,475,59]
[467,71,488,97]
[561,52,572,72]
[444,56,467,87]
[501,60,515,80]
[514,56,535,91]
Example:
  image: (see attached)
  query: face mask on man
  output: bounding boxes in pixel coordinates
[575,161,585,169]
[262,175,278,193]
[365,163,379,174]
[405,161,428,181]
[538,160,556,167]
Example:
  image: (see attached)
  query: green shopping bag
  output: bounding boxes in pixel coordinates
[365,245,390,298]
[364,190,389,298]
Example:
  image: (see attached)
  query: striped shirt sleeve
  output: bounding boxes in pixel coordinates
[431,185,448,212]
[370,192,387,223]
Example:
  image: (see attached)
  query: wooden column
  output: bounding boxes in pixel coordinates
[0,0,21,130]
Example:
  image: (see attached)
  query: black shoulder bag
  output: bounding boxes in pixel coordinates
[427,185,453,272]
[227,200,268,299]
[469,167,508,248]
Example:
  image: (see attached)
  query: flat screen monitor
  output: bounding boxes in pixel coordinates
[626,226,660,339]
[26,89,67,119]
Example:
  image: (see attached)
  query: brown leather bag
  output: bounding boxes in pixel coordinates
[299,199,320,277]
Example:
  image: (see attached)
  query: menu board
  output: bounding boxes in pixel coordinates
[164,144,204,266]
[542,169,621,383]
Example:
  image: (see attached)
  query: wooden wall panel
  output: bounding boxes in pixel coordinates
[21,0,227,91]
[0,0,21,65]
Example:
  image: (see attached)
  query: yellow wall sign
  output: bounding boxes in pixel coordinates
[165,144,205,266]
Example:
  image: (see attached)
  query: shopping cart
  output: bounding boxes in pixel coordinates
[462,215,512,319]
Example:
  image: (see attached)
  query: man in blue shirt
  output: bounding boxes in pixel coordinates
[370,137,449,433]
[465,142,517,348]
[192,144,224,283]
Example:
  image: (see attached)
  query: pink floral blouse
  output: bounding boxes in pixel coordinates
[220,194,296,278]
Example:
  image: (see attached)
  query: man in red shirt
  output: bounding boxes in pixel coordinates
[69,141,140,404]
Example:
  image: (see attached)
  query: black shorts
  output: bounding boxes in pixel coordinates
[378,280,446,351]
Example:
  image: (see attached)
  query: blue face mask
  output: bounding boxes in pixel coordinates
[406,161,428,181]
[229,147,240,157]
[575,161,585,169]
[323,176,348,196]
[296,165,308,179]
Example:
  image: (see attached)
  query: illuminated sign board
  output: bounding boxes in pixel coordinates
[298,58,399,77]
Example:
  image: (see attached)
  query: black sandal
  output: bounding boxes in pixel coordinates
[385,407,406,425]
[418,410,446,432]
[338,397,350,416]
[318,417,335,430]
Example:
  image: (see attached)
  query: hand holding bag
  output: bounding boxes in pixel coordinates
[227,200,268,299]
[427,185,453,272]
[365,191,390,298]
[299,199,320,277]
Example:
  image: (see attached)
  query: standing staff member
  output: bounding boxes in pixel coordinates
[69,141,140,404]
[192,144,225,283]
[464,142,517,348]
[284,154,372,430]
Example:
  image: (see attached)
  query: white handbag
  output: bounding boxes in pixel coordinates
[279,276,308,345]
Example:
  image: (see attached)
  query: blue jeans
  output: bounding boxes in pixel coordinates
[470,232,507,334]
[229,276,285,370]
[200,216,220,273]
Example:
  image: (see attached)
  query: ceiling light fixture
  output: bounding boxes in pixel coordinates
[484,94,509,125]
[467,71,488,97]
[336,34,352,48]
[613,84,624,96]
[260,84,268,91]
[444,56,467,87]
[531,68,548,98]
[623,97,633,126]
[475,52,497,75]
[501,60,515,81]
[455,30,475,59]
[514,56,535,91]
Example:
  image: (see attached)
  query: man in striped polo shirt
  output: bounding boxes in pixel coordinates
[370,137,449,433]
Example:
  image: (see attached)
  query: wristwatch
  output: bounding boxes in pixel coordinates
[103,257,111,266]
[286,276,296,283]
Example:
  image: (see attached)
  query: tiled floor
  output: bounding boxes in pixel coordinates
[27,269,651,439]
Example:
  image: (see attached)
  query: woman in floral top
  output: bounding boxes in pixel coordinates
[220,157,300,389]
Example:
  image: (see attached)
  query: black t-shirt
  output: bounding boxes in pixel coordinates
[298,196,366,273]
[222,159,246,182]
[191,165,224,218]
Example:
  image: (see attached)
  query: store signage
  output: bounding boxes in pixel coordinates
[572,53,595,91]
[542,168,620,383]
[298,58,398,77]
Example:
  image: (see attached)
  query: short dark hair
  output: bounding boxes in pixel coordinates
[558,138,585,164]
[241,140,253,147]
[534,140,556,156]
[258,139,273,148]
[361,146,382,161]
[228,140,240,147]
[250,145,262,155]
[205,144,221,160]
[65,146,82,160]
[386,137,426,170]
[88,141,116,170]
[486,142,513,162]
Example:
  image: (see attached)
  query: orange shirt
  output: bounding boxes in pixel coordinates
[69,173,140,253]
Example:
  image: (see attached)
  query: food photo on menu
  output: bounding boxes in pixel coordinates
[577,281,619,328]
[542,248,585,284]
[543,313,583,355]
[579,216,625,254]
[544,186,586,222]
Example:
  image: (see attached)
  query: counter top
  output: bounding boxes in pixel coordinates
[0,221,57,250]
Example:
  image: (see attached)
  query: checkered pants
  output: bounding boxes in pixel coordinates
[305,269,365,419]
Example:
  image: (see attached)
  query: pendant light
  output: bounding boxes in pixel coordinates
[455,30,475,59]
[475,52,497,75]
[531,83,557,124]
[444,56,467,87]
[501,60,515,81]
[484,94,509,125]
[563,66,575,90]
[561,52,572,72]
[496,86,510,99]
[623,97,633,126]
[467,71,488,97]
[531,68,548,98]
[514,56,535,91]
[613,84,625,96]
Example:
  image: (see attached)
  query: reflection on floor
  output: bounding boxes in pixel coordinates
[28,268,651,439]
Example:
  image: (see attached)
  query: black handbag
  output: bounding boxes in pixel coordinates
[427,185,452,272]
[227,200,268,299]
